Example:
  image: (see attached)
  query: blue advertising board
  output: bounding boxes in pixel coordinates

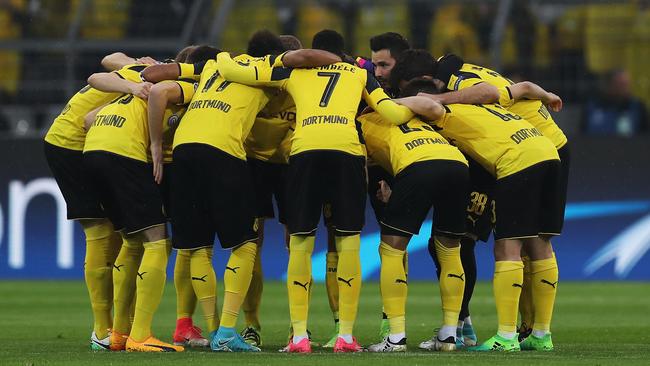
[1,137,649,280]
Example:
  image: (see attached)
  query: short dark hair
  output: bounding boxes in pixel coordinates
[434,53,464,85]
[247,29,284,57]
[400,77,440,97]
[312,29,345,57]
[186,45,220,63]
[369,32,410,59]
[174,45,197,63]
[279,34,302,51]
[389,49,437,90]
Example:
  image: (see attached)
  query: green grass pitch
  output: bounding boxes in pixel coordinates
[1,280,649,365]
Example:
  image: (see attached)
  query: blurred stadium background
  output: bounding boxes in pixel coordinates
[0,0,649,281]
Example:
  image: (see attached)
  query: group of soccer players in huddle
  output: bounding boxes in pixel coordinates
[43,28,568,354]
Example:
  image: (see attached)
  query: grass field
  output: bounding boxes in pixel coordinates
[1,281,649,365]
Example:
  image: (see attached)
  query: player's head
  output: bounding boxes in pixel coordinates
[389,49,437,92]
[399,77,440,97]
[174,45,197,63]
[247,29,284,57]
[369,32,410,88]
[279,35,302,51]
[433,53,464,91]
[312,29,345,57]
[185,45,220,63]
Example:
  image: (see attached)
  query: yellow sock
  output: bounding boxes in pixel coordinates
[519,255,534,329]
[494,261,524,335]
[531,256,559,333]
[435,239,465,327]
[287,235,314,336]
[379,242,407,335]
[83,221,119,338]
[112,236,144,334]
[189,248,219,332]
[335,235,362,335]
[242,248,263,329]
[130,238,171,341]
[325,251,339,320]
[220,242,257,328]
[174,249,196,320]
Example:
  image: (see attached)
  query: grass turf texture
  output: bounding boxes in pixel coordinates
[1,281,649,365]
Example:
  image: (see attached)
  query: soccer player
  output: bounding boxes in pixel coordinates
[370,32,411,95]
[146,45,221,349]
[239,35,301,347]
[359,96,469,352]
[406,77,563,352]
[431,54,569,348]
[217,29,426,353]
[83,54,197,352]
[43,55,155,350]
[141,30,340,352]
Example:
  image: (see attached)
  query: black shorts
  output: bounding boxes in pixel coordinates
[555,143,571,233]
[466,157,496,242]
[380,159,469,238]
[494,159,563,240]
[171,144,258,250]
[247,158,287,224]
[286,150,366,235]
[367,164,394,223]
[43,142,104,220]
[83,151,166,234]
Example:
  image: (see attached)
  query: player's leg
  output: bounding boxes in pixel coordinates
[329,153,366,353]
[518,248,534,340]
[458,237,478,346]
[241,218,264,345]
[521,158,565,351]
[323,206,340,348]
[44,143,118,350]
[110,233,143,350]
[210,148,261,352]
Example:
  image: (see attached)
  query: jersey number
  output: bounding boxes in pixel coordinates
[478,104,521,121]
[398,121,437,134]
[317,72,340,107]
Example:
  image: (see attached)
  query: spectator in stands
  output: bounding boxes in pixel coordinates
[583,69,648,136]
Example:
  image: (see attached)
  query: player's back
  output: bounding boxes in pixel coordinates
[245,93,295,164]
[283,62,367,157]
[450,63,567,149]
[434,103,559,179]
[174,55,274,160]
[45,64,145,151]
[359,112,467,176]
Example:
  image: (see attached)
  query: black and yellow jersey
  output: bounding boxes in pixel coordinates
[45,64,146,151]
[359,111,467,176]
[217,53,415,157]
[245,92,295,164]
[173,54,279,160]
[447,63,568,149]
[432,103,559,179]
[83,80,195,163]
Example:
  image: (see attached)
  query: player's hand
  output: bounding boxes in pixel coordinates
[130,82,153,100]
[150,142,164,184]
[376,180,392,203]
[543,92,563,112]
[135,56,158,65]
[417,92,443,103]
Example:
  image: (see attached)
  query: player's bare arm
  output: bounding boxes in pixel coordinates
[508,81,563,112]
[420,82,499,105]
[281,49,341,68]
[393,96,445,121]
[83,105,104,132]
[87,72,153,99]
[101,52,158,71]
[141,63,183,83]
[147,82,184,184]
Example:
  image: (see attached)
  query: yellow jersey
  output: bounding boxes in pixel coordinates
[448,63,568,149]
[216,53,415,157]
[245,93,295,164]
[432,103,559,179]
[45,64,146,151]
[173,55,277,160]
[359,112,467,176]
[83,80,195,163]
